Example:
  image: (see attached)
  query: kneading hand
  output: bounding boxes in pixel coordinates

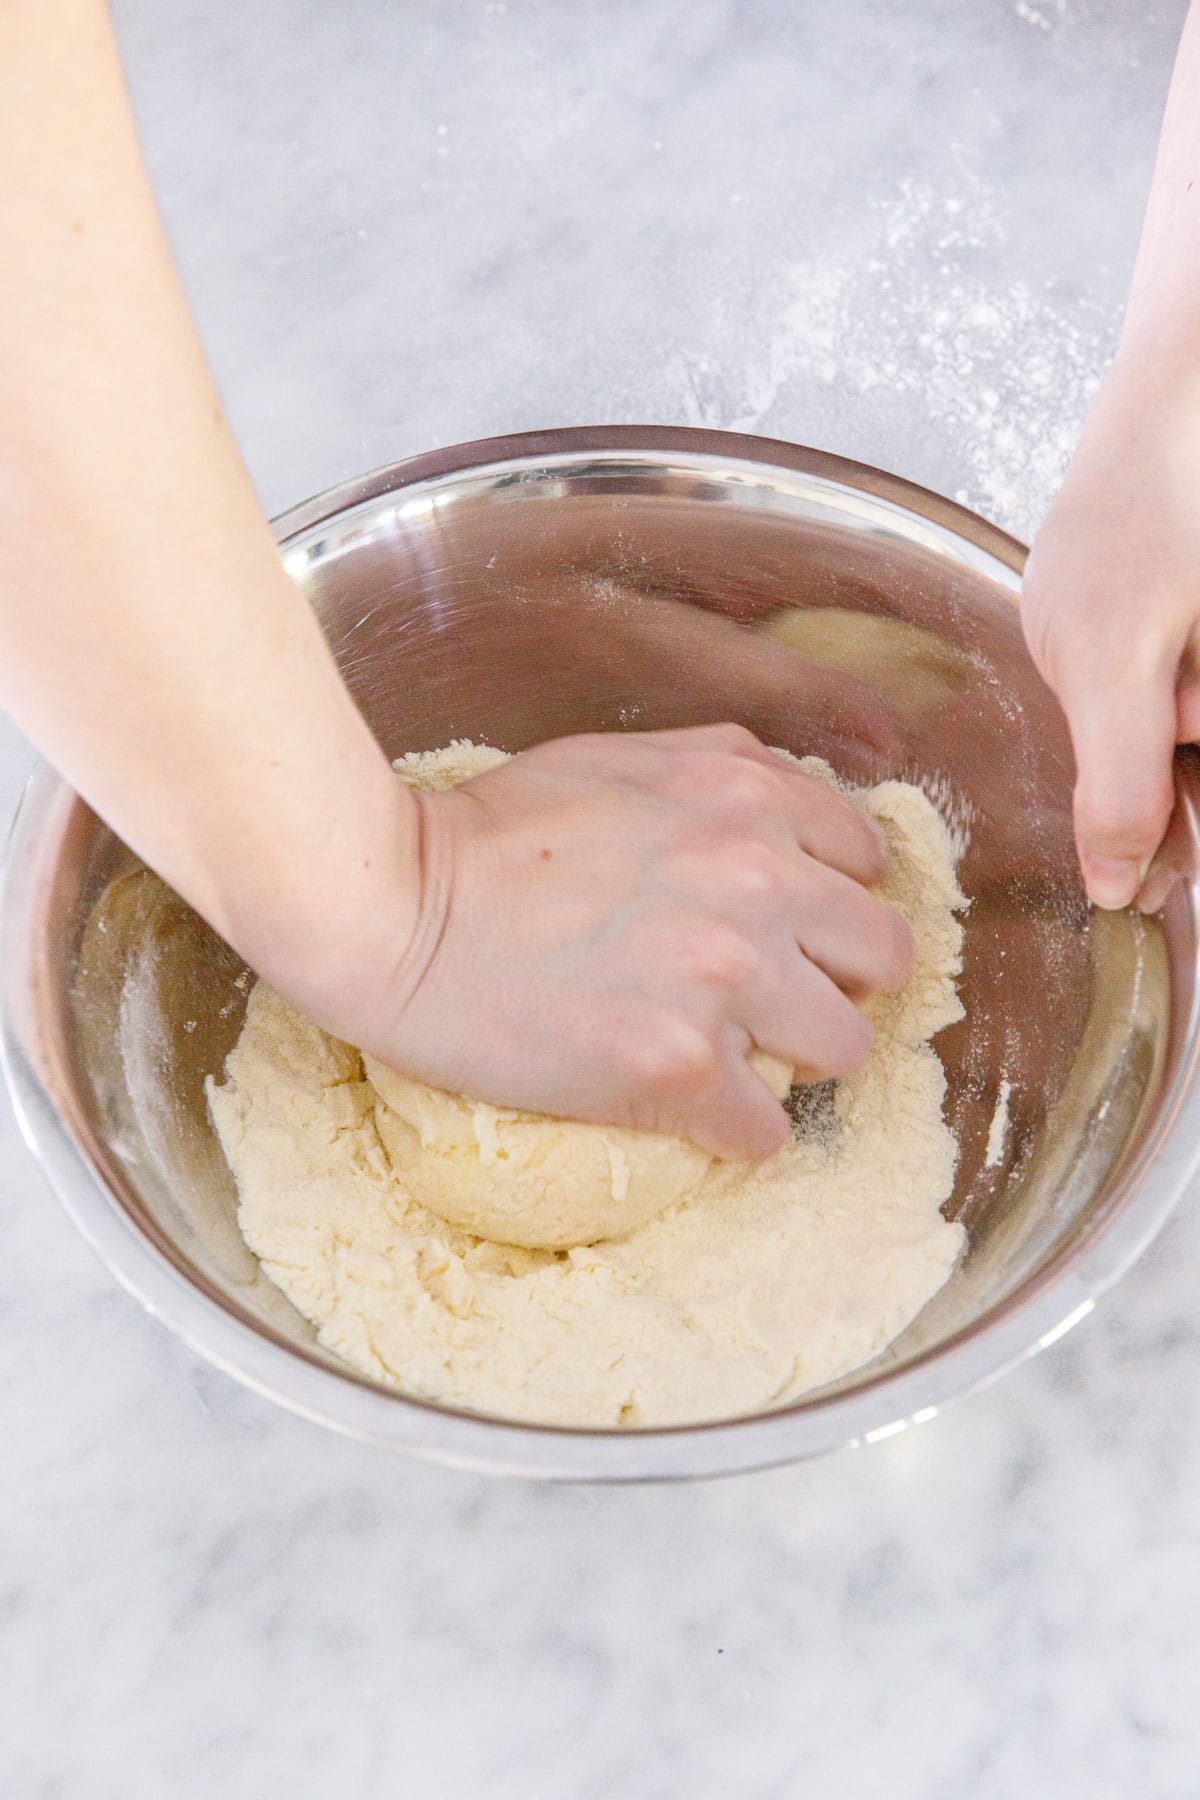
[348,725,914,1161]
[0,6,905,1165]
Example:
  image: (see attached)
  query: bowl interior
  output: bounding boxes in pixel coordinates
[21,438,1189,1430]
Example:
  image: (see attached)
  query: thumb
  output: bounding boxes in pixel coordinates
[1053,635,1178,910]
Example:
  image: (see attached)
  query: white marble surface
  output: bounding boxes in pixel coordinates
[3,2,1199,1794]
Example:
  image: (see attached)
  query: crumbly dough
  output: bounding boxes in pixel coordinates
[209,741,968,1429]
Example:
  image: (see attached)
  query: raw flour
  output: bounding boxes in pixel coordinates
[209,742,967,1428]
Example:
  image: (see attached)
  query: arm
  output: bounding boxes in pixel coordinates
[1022,1,1200,910]
[0,1,912,1159]
[0,0,421,1013]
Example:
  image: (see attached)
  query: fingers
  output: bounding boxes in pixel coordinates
[1135,851,1180,917]
[719,730,890,883]
[744,952,876,1084]
[784,775,889,886]
[617,1012,792,1160]
[1050,638,1178,909]
[789,869,915,997]
[1175,676,1200,745]
[687,1045,794,1161]
[678,835,911,1003]
[683,958,881,1161]
[1135,758,1199,913]
[654,723,890,886]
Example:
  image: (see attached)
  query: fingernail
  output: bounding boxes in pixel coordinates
[1084,855,1141,910]
[1136,864,1175,916]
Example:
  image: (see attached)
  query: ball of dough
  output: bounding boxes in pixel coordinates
[363,1050,793,1250]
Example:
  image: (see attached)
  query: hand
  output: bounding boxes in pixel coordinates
[1021,357,1200,911]
[347,725,914,1160]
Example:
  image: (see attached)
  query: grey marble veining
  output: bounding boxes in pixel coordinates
[3,2,1198,1795]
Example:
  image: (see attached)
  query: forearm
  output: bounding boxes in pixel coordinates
[1116,1,1200,380]
[1020,2,1200,911]
[1043,0,1200,529]
[0,1,417,1002]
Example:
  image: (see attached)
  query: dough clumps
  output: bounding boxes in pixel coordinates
[365,1051,790,1250]
[209,739,968,1429]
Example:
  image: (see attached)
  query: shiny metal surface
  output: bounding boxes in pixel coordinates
[3,426,1198,1481]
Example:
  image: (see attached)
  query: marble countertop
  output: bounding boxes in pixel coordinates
[3,2,1198,1794]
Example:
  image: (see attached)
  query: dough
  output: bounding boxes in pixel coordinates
[208,742,967,1429]
[365,1051,791,1250]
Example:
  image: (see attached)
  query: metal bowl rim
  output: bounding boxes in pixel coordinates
[3,425,1196,1482]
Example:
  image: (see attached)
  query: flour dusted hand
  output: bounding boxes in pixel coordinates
[355,726,913,1161]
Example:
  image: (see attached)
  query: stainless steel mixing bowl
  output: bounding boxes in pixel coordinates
[4,427,1198,1481]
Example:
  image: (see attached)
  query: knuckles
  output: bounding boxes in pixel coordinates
[664,835,791,909]
[694,722,762,756]
[717,838,788,901]
[666,756,779,817]
[610,1013,721,1101]
[709,759,780,813]
[675,920,763,992]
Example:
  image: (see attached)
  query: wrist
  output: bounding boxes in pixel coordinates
[217,754,425,1042]
[1047,338,1200,522]
[1105,323,1200,431]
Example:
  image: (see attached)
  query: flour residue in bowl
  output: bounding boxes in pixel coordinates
[207,741,967,1429]
[985,1078,1013,1169]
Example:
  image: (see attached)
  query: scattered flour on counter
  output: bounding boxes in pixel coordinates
[667,167,1118,542]
[1014,0,1069,30]
[208,741,968,1430]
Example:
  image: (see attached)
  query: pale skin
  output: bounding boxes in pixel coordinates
[1022,0,1200,912]
[1,3,1195,1159]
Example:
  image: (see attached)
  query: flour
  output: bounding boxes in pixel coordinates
[985,1079,1013,1170]
[208,743,968,1429]
[670,169,1117,542]
[1014,0,1068,31]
